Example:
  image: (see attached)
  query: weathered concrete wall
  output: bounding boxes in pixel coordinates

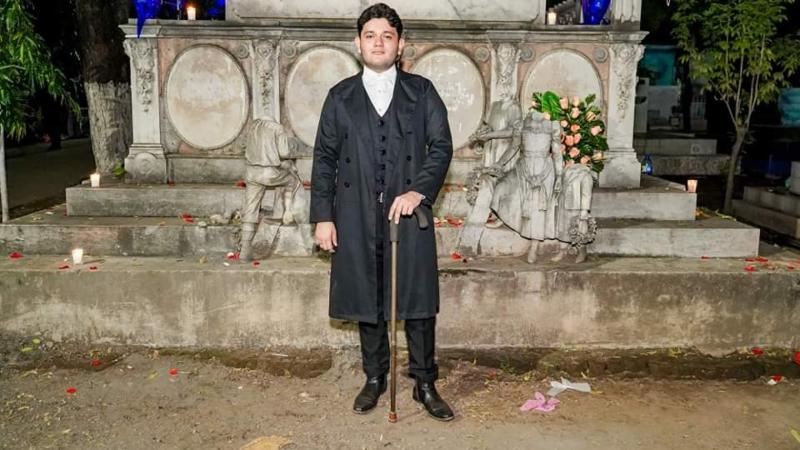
[1,256,797,352]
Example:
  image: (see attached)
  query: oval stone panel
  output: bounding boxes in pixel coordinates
[165,45,249,150]
[521,50,604,113]
[411,49,485,149]
[285,47,360,147]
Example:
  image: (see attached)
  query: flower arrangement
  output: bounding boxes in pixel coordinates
[530,91,607,173]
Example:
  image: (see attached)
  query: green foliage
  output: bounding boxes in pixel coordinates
[531,91,607,173]
[672,0,800,129]
[0,0,78,139]
[111,164,126,178]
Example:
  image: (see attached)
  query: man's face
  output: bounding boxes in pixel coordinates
[354,18,405,72]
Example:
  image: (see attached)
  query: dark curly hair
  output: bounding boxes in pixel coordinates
[357,3,403,37]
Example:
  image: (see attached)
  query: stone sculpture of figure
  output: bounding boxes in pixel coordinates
[470,43,522,168]
[460,110,562,262]
[240,118,302,261]
[490,111,562,263]
[553,162,596,264]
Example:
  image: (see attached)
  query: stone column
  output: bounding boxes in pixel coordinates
[600,43,644,188]
[123,36,167,183]
[253,40,280,122]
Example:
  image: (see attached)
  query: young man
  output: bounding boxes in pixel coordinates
[310,3,454,421]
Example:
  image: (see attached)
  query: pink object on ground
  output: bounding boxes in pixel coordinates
[520,392,560,412]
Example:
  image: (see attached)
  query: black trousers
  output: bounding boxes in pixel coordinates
[358,200,438,383]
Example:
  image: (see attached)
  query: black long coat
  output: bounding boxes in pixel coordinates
[310,70,453,324]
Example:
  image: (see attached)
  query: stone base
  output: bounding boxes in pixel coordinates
[743,186,800,216]
[125,144,167,183]
[599,150,642,189]
[645,155,730,176]
[1,253,797,350]
[633,137,717,155]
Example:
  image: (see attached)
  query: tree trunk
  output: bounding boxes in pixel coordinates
[75,0,132,176]
[723,128,747,214]
[0,126,8,223]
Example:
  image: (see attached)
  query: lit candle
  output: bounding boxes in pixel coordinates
[547,9,557,25]
[71,248,84,265]
[90,173,100,188]
[187,6,196,20]
[687,179,698,193]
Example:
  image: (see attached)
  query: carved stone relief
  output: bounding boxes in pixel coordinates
[123,39,156,113]
[611,44,645,116]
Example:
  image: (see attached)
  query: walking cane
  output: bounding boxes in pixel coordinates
[388,207,429,423]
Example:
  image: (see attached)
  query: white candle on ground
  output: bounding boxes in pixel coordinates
[71,248,84,265]
[90,173,100,188]
[687,179,698,193]
[187,6,196,20]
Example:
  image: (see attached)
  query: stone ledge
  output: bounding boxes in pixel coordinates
[1,254,797,350]
[733,199,800,239]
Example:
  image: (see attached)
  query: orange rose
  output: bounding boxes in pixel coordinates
[573,134,582,144]
[580,155,590,165]
[592,151,603,161]
[542,112,551,120]
[568,147,580,158]
[565,135,574,146]
[559,97,569,110]
[572,96,580,107]
[590,126,602,136]
[570,124,581,133]
[570,108,580,119]
[560,120,568,128]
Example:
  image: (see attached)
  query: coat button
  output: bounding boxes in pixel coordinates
[406,179,412,185]
[345,157,351,163]
[406,155,412,161]
[344,182,350,188]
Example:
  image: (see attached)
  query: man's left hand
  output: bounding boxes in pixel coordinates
[388,191,424,224]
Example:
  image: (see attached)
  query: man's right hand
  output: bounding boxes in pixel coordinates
[314,221,338,252]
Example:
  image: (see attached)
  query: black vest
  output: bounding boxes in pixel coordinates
[365,91,399,196]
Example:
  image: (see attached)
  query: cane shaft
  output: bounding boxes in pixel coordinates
[389,240,398,421]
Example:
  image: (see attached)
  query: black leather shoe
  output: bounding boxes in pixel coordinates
[413,381,455,421]
[353,375,387,414]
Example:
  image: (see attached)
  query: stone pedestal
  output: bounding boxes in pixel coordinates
[791,161,800,196]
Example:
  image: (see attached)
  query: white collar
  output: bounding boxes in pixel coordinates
[362,65,397,85]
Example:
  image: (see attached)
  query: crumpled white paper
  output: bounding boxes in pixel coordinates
[546,377,592,397]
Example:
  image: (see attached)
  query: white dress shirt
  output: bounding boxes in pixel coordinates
[362,65,397,117]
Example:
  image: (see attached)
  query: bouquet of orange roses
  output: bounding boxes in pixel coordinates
[530,91,606,173]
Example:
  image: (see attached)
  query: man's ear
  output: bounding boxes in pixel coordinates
[353,36,361,54]
[398,37,406,58]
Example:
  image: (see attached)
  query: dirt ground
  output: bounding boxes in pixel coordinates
[1,346,799,450]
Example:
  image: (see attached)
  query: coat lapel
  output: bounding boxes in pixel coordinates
[343,72,376,167]
[386,70,419,183]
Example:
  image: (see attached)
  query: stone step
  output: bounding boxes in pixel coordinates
[634,137,717,156]
[743,186,800,216]
[436,217,759,258]
[67,175,697,221]
[642,155,730,176]
[733,199,800,239]
[2,205,757,258]
[1,253,796,350]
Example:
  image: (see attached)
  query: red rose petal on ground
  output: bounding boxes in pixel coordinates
[226,252,240,261]
[755,256,769,263]
[167,181,176,187]
[169,368,179,376]
[235,180,246,188]
[788,266,796,271]
[744,265,757,272]
[751,347,764,356]
[58,264,70,270]
[90,359,102,367]
[88,266,98,272]
[700,256,710,260]
[66,387,77,394]
[451,252,462,261]
[9,251,23,260]
[771,375,783,383]
[180,213,194,224]
[252,261,260,267]
[745,258,756,262]
[794,351,800,366]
